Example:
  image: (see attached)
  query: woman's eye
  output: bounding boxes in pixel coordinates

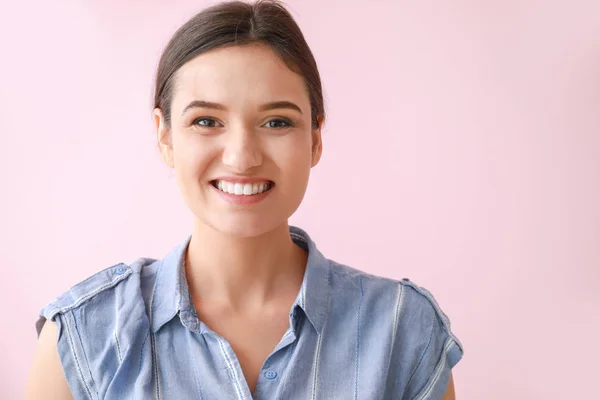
[192,118,222,128]
[264,119,293,129]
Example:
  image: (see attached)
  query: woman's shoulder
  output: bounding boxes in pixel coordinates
[329,260,456,327]
[327,261,463,398]
[34,257,160,399]
[35,257,159,336]
[332,260,461,336]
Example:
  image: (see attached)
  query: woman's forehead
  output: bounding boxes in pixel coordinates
[172,44,309,109]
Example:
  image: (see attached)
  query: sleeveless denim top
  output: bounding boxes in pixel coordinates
[36,226,463,400]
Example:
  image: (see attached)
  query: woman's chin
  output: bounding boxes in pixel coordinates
[201,215,285,239]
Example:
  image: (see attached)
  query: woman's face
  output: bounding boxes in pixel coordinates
[154,43,322,238]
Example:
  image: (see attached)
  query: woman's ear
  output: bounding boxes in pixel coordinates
[311,115,324,167]
[153,108,174,169]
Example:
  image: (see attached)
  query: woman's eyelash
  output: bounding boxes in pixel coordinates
[264,118,294,128]
[191,117,295,128]
[192,117,222,128]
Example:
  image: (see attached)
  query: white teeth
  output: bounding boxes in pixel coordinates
[214,180,271,196]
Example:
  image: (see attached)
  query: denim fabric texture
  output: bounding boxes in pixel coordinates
[36,226,463,399]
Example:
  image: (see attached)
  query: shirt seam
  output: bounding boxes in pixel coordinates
[217,338,246,400]
[63,312,95,400]
[73,310,98,398]
[402,300,435,397]
[114,330,123,363]
[46,266,131,319]
[387,282,405,374]
[151,332,161,400]
[399,280,463,353]
[412,338,457,400]
[354,276,365,400]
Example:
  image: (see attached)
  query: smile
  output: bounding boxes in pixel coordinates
[211,180,274,196]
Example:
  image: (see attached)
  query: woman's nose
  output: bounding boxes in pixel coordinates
[221,129,263,172]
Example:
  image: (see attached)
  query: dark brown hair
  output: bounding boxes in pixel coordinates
[153,0,325,129]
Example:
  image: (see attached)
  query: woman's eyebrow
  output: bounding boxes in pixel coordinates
[181,100,303,115]
[259,101,303,114]
[181,100,226,115]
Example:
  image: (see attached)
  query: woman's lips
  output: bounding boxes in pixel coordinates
[210,180,275,205]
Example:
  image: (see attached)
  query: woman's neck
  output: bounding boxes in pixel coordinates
[184,221,307,312]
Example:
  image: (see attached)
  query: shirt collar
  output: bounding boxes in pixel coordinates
[150,226,332,334]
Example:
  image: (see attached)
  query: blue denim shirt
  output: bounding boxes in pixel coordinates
[36,226,463,400]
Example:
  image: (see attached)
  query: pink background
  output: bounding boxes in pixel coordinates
[2,0,599,398]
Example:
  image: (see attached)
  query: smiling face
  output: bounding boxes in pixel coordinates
[154,43,323,238]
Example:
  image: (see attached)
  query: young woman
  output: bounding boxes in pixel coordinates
[26,1,463,399]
